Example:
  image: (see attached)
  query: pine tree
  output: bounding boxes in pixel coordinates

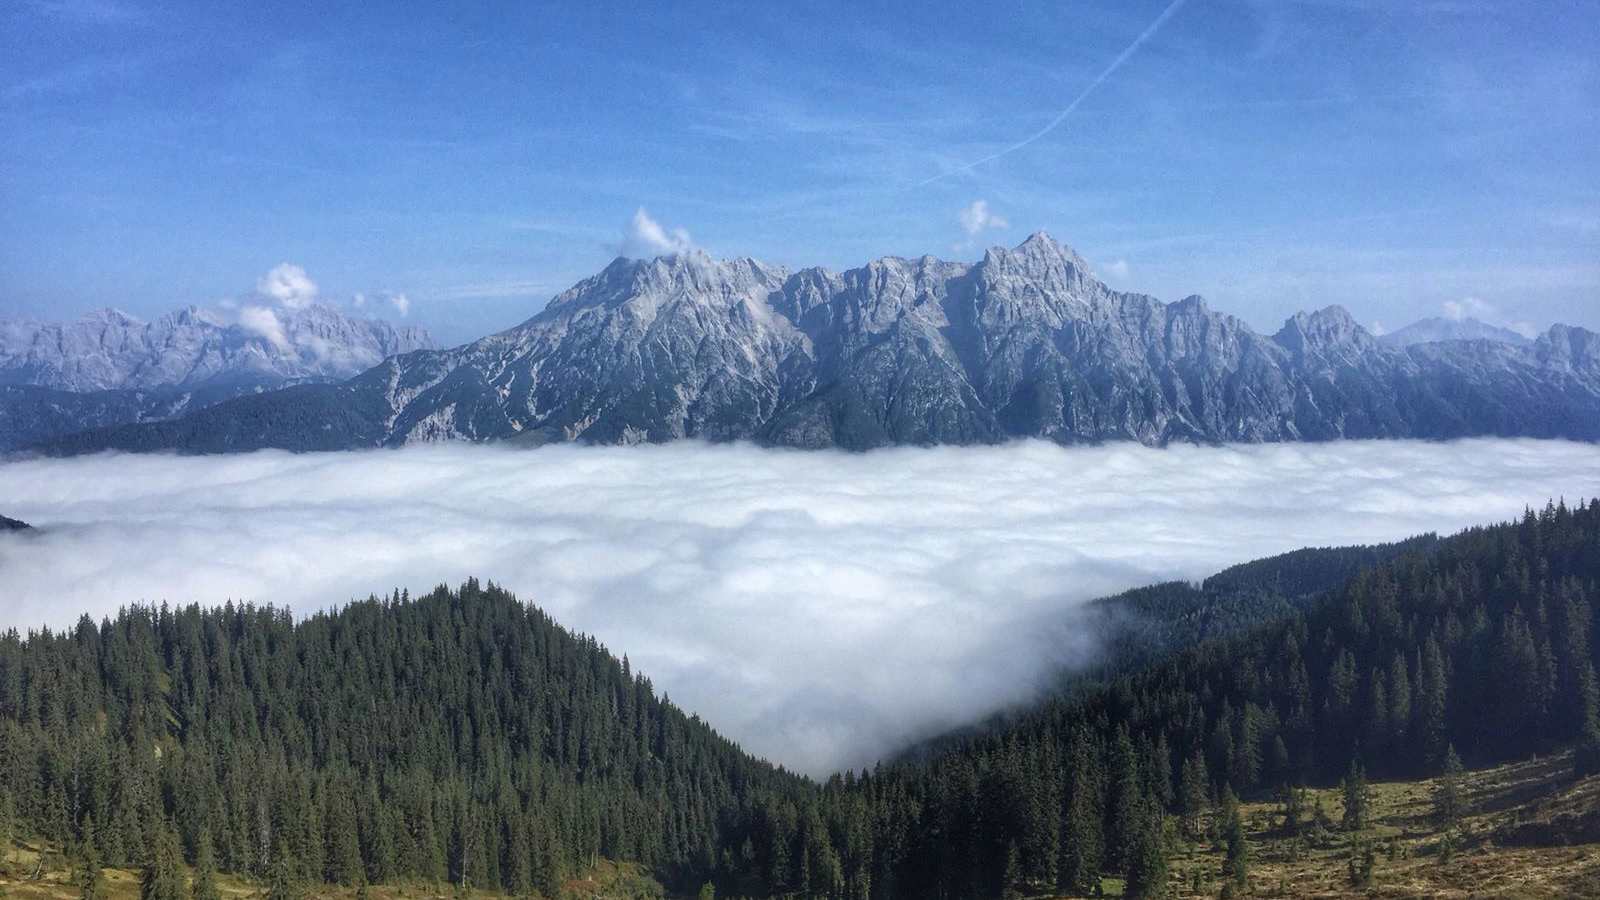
[1178,753,1208,841]
[999,841,1023,900]
[191,829,221,900]
[1416,636,1450,769]
[1277,785,1306,838]
[0,790,12,871]
[1058,729,1102,894]
[1123,802,1168,900]
[1107,730,1141,872]
[1432,746,1464,827]
[325,790,363,887]
[140,824,184,900]
[1341,761,1370,832]
[1387,653,1411,752]
[1575,662,1600,779]
[75,825,108,900]
[1222,801,1248,893]
[266,853,303,900]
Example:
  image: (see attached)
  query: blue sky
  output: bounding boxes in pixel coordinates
[2,0,1596,345]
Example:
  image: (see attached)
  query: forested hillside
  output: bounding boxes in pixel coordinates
[1,504,1597,898]
[0,584,813,896]
[844,500,1600,898]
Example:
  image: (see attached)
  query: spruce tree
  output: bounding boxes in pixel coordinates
[1576,662,1600,779]
[191,829,221,900]
[266,853,303,900]
[1341,761,1370,832]
[1178,753,1208,842]
[1432,746,1464,827]
[1222,801,1248,893]
[999,841,1023,900]
[140,824,184,900]
[75,825,109,900]
[1123,802,1168,900]
[1417,636,1450,768]
[1058,728,1102,894]
[1107,730,1141,872]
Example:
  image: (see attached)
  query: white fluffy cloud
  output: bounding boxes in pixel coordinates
[3,439,1599,776]
[621,208,694,258]
[1102,258,1131,280]
[237,305,289,350]
[256,263,319,310]
[389,293,411,317]
[959,199,1009,237]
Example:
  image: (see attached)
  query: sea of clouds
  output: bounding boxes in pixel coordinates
[3,439,1600,777]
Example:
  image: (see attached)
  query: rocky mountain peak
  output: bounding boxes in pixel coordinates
[1274,305,1375,357]
[974,232,1100,304]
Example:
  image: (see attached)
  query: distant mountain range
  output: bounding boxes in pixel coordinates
[1378,316,1533,348]
[0,304,432,392]
[0,513,29,531]
[12,233,1600,454]
[0,304,432,448]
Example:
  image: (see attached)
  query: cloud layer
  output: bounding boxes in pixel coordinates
[3,439,1598,776]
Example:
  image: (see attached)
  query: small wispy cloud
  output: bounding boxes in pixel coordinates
[620,208,695,258]
[389,294,411,317]
[1102,258,1131,280]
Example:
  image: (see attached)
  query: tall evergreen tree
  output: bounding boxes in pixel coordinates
[140,824,184,900]
[75,818,108,900]
[1433,746,1464,828]
[1123,801,1169,900]
[1222,800,1248,893]
[1341,761,1370,832]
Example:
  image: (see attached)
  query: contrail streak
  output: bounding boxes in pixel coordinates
[919,0,1190,186]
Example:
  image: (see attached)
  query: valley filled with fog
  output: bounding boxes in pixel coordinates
[3,438,1599,777]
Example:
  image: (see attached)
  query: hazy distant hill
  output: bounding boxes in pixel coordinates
[31,234,1600,454]
[1379,316,1533,348]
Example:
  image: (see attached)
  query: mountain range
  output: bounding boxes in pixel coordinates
[14,233,1600,454]
[0,304,432,449]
